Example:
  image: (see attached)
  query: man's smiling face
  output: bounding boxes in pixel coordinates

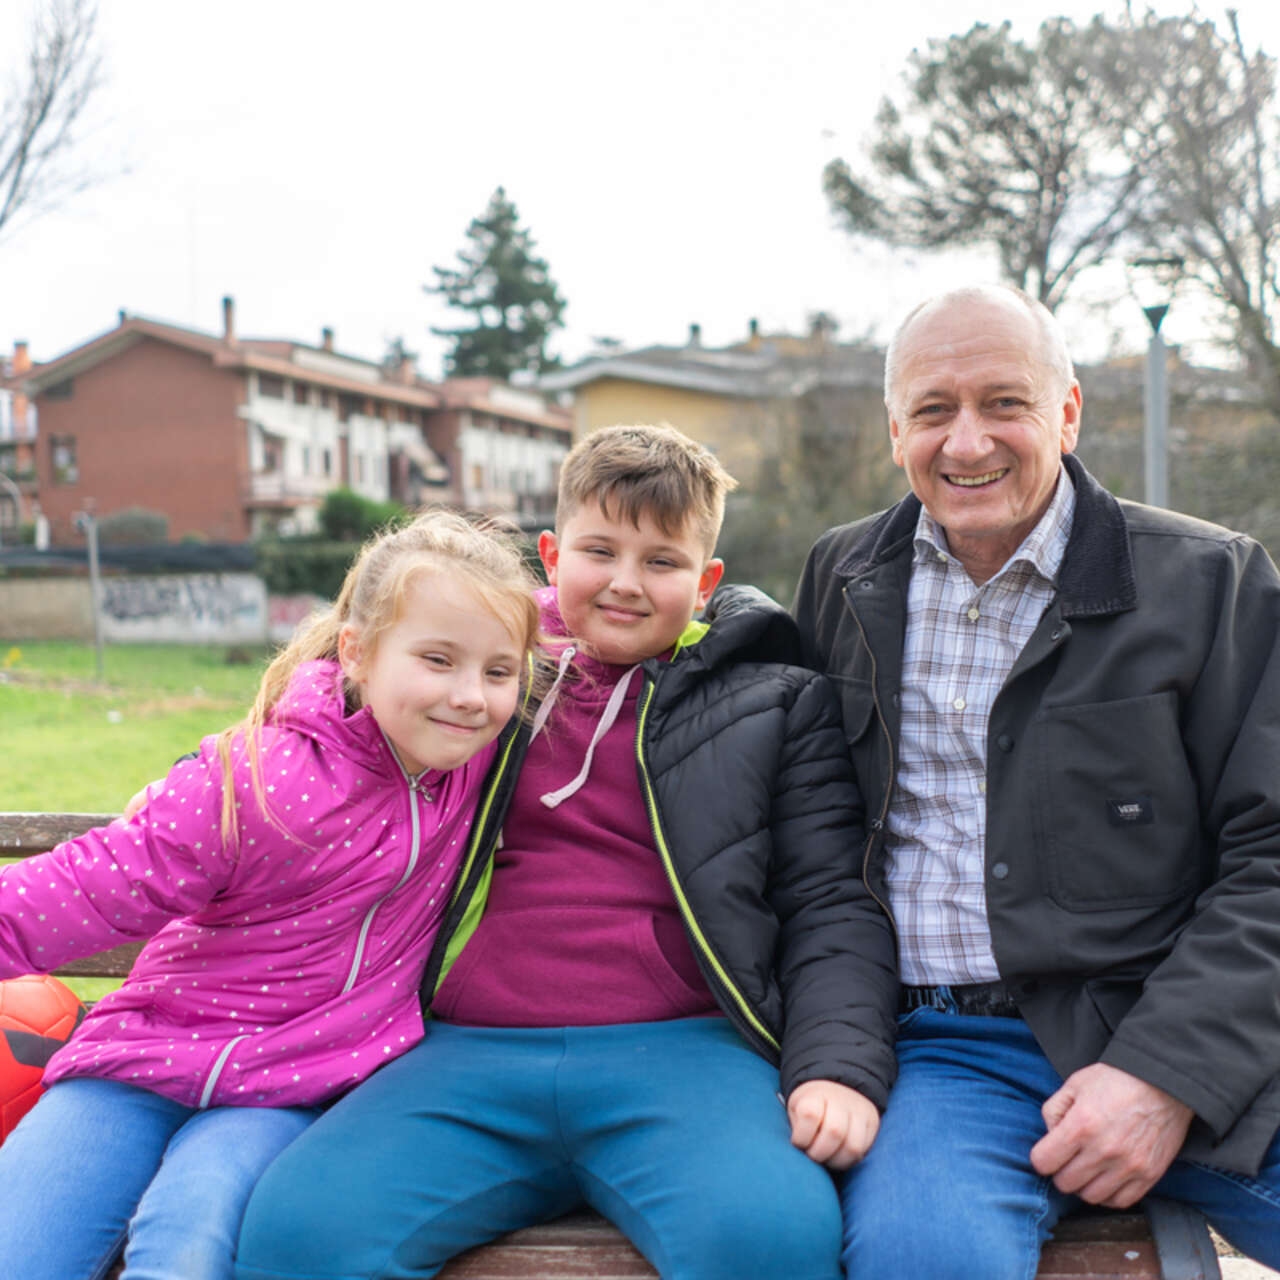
[888,294,1081,583]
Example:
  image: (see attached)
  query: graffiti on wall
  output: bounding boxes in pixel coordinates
[100,574,267,644]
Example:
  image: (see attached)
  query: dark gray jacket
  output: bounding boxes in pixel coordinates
[794,454,1280,1173]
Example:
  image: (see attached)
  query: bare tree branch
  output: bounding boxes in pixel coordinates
[0,0,103,242]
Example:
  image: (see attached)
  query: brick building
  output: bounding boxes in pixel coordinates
[0,341,38,537]
[11,299,572,546]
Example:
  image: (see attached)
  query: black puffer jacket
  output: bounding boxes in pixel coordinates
[418,584,899,1106]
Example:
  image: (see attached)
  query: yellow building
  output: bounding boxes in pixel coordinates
[541,322,887,492]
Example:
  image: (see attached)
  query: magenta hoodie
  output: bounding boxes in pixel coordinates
[0,660,496,1109]
[432,588,717,1027]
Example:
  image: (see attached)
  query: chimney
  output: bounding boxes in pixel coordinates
[118,309,128,326]
[321,327,334,352]
[13,341,30,375]
[687,322,702,348]
[222,295,236,343]
[396,354,416,386]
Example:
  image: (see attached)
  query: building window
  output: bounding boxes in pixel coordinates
[301,445,311,474]
[44,378,75,400]
[356,454,365,483]
[51,435,78,483]
[293,382,310,405]
[257,432,283,474]
[258,374,285,398]
[322,448,333,477]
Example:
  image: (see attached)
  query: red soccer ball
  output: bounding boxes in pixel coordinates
[0,974,86,1143]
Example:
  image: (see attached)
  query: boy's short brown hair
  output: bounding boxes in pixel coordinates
[556,423,738,556]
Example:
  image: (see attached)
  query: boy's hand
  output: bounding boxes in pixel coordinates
[122,779,164,821]
[786,1079,880,1170]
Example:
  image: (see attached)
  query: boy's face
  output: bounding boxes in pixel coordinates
[539,501,724,665]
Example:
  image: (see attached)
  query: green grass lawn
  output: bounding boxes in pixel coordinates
[0,640,273,811]
[2,641,275,999]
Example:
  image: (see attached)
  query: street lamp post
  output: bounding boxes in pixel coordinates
[75,506,104,681]
[1142,305,1171,511]
[0,469,21,546]
[1128,255,1184,510]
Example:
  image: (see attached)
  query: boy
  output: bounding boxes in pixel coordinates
[235,425,898,1280]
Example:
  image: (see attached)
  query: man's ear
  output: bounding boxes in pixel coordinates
[696,559,725,609]
[538,529,560,584]
[889,415,906,468]
[337,623,365,683]
[1060,382,1083,455]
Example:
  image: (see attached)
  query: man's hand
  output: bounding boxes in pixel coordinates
[786,1079,880,1170]
[1030,1063,1193,1208]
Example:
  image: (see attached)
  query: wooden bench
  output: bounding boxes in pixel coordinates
[1,812,1223,1279]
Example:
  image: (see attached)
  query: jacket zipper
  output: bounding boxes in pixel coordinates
[341,739,431,994]
[200,751,430,1105]
[420,675,535,999]
[198,1033,249,1107]
[635,677,780,1057]
[842,583,898,937]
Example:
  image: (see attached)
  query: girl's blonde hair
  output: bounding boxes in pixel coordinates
[214,508,542,844]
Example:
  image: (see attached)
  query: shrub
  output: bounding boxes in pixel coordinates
[318,488,407,542]
[97,507,169,546]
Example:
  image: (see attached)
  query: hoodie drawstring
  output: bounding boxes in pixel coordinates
[533,655,641,809]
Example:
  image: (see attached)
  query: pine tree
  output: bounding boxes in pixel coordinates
[428,187,566,379]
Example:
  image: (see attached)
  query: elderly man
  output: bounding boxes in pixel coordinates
[794,284,1280,1276]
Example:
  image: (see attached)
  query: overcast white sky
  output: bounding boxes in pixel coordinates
[3,0,1279,377]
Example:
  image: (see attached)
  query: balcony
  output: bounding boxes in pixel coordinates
[244,471,332,507]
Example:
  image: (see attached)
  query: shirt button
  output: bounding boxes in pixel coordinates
[978,780,987,794]
[936,551,948,563]
[952,697,966,711]
[991,862,1010,880]
[967,607,980,621]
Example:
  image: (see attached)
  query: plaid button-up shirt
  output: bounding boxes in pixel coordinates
[888,469,1075,985]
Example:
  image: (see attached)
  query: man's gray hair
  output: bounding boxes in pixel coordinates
[883,284,1076,411]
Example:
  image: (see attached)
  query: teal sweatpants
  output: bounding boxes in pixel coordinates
[234,1018,844,1280]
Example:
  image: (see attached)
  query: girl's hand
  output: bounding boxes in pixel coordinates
[786,1079,881,1170]
[122,778,164,821]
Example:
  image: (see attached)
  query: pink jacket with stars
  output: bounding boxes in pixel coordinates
[0,660,497,1109]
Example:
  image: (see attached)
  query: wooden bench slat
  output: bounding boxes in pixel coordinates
[53,942,144,978]
[0,811,117,856]
[1038,1214,1161,1279]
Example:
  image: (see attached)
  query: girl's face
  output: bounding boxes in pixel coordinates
[339,571,524,776]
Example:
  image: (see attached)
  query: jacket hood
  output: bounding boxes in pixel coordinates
[269,658,430,784]
[678,583,804,671]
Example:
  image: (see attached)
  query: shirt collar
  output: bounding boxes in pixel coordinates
[912,464,1076,586]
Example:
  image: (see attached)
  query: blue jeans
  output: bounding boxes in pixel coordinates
[0,1077,318,1280]
[840,1008,1280,1279]
[236,1018,845,1280]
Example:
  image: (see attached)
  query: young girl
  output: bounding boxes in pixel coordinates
[0,510,541,1280]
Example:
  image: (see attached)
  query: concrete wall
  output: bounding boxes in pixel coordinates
[0,577,322,645]
[0,579,95,640]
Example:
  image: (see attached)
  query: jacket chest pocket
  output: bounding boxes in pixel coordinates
[1033,691,1199,911]
[829,675,882,792]
[829,675,877,747]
